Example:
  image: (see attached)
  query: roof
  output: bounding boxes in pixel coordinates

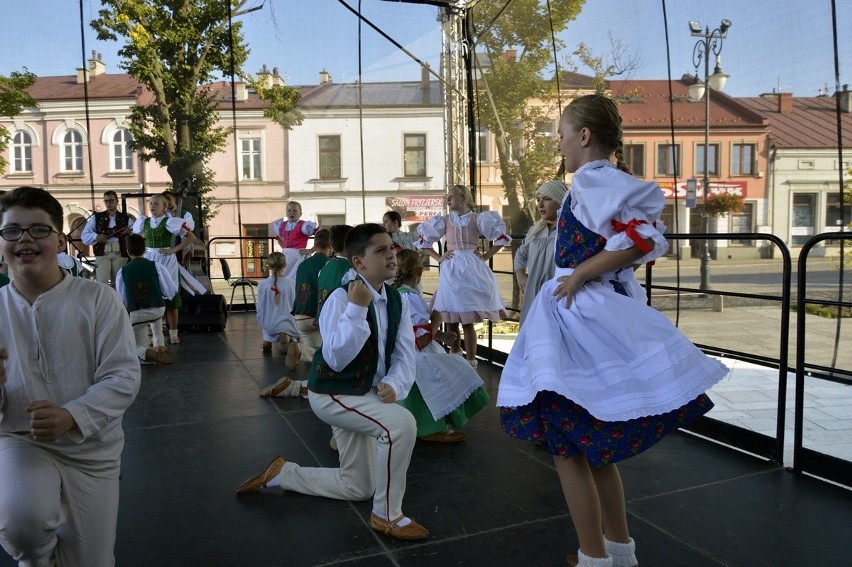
[297,81,442,108]
[608,77,767,130]
[739,95,852,149]
[26,74,141,101]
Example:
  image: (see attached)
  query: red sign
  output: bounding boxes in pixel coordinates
[658,181,747,199]
[386,196,445,222]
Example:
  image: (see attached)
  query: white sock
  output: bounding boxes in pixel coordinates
[267,472,281,488]
[577,549,613,567]
[604,537,637,567]
[371,510,411,527]
[169,329,178,339]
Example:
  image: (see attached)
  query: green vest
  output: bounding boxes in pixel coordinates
[143,217,172,248]
[120,258,165,311]
[315,257,352,319]
[292,253,330,317]
[0,272,9,289]
[308,282,402,396]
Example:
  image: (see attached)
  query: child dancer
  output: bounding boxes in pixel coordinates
[291,228,332,361]
[271,201,318,279]
[131,194,196,345]
[497,95,727,567]
[415,184,511,367]
[394,249,489,442]
[236,224,428,541]
[514,180,568,325]
[256,252,301,362]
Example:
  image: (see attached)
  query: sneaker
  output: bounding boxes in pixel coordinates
[285,341,301,370]
[144,348,175,365]
[259,377,301,398]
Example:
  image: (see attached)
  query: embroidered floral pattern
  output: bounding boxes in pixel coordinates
[556,195,608,268]
[500,391,714,466]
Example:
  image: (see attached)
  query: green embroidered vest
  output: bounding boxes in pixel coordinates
[308,282,402,396]
[143,217,173,248]
[315,257,352,319]
[120,258,165,311]
[292,253,330,317]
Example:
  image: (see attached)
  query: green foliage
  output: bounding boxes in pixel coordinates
[248,80,304,130]
[91,0,258,226]
[0,69,37,175]
[470,0,585,233]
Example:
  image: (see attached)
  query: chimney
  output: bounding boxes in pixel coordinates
[421,63,430,90]
[234,82,248,101]
[257,64,272,89]
[777,92,793,113]
[838,84,851,113]
[504,49,517,62]
[76,67,89,84]
[271,67,284,87]
[319,70,332,85]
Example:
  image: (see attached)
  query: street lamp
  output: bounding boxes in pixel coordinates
[689,19,732,291]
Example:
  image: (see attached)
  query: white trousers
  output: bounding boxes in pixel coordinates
[295,316,322,360]
[95,243,127,287]
[129,307,166,359]
[279,390,417,521]
[0,437,119,567]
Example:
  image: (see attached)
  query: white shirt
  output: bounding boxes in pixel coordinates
[0,275,140,476]
[317,275,416,400]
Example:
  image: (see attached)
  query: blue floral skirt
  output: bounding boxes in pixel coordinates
[500,390,714,466]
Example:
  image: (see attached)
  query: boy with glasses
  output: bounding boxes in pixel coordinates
[0,186,140,566]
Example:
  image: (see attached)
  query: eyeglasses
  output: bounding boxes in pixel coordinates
[0,225,58,241]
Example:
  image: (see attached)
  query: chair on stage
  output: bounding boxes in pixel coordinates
[219,258,258,312]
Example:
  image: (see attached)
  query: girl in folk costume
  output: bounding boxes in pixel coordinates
[131,194,203,345]
[393,250,490,443]
[514,180,568,326]
[497,95,727,567]
[272,201,318,279]
[256,252,301,371]
[415,184,511,367]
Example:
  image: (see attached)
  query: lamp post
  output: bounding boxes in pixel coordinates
[688,19,731,291]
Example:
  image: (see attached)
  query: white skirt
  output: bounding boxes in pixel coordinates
[282,248,305,279]
[497,267,728,421]
[414,342,485,420]
[431,250,507,323]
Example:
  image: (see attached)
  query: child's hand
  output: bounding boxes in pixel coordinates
[440,250,455,262]
[299,248,312,257]
[26,400,77,442]
[553,274,583,309]
[159,247,175,255]
[376,383,397,403]
[0,347,8,386]
[347,278,372,307]
[435,330,457,345]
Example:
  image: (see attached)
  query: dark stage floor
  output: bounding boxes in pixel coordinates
[3,312,851,566]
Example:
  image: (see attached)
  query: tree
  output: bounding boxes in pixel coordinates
[571,33,640,96]
[91,0,301,223]
[470,0,584,235]
[0,70,37,175]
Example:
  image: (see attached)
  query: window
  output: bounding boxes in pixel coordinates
[476,128,489,162]
[112,129,134,172]
[623,144,644,177]
[318,135,341,179]
[11,131,32,173]
[729,202,754,247]
[403,133,426,177]
[240,137,262,180]
[62,130,84,172]
[695,143,719,176]
[826,193,851,244]
[731,143,756,175]
[656,143,680,176]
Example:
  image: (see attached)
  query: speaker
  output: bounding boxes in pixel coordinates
[179,294,228,332]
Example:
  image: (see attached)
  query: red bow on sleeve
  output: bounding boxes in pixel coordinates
[611,219,653,254]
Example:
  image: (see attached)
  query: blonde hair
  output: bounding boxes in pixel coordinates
[394,249,422,288]
[267,252,286,304]
[562,94,630,174]
[449,184,474,209]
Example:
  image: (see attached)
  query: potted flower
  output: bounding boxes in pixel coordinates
[704,192,744,217]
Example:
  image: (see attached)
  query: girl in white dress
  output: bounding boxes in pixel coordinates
[497,95,728,567]
[415,185,511,367]
[271,201,318,279]
[256,252,301,370]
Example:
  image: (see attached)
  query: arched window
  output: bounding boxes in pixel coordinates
[62,130,84,172]
[112,128,134,172]
[11,131,32,173]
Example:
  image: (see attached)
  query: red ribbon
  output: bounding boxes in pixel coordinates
[611,219,653,254]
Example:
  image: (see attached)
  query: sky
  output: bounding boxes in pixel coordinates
[1,0,850,98]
